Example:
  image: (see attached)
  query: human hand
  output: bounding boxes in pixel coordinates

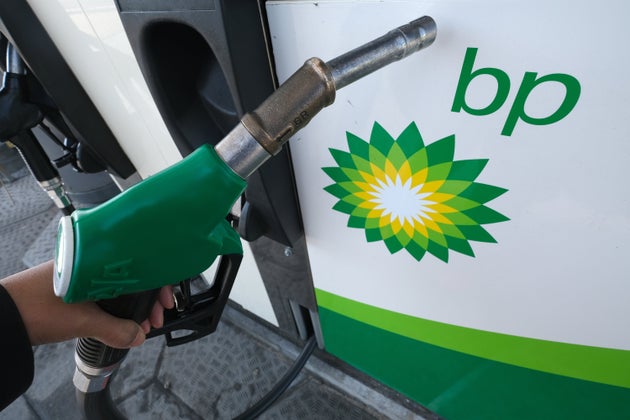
[1,260,174,348]
[139,285,175,335]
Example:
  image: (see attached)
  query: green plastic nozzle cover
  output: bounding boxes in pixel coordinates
[60,144,246,303]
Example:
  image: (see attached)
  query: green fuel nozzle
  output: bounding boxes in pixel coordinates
[54,146,246,302]
[54,16,436,303]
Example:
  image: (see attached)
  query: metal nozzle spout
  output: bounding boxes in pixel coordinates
[327,16,437,90]
[215,16,437,179]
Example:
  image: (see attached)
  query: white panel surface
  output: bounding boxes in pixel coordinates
[267,0,630,349]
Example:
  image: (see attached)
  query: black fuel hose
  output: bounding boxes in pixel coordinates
[76,333,317,419]
[75,291,158,419]
[76,384,125,420]
[234,335,318,420]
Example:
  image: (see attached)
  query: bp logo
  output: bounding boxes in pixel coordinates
[323,122,509,262]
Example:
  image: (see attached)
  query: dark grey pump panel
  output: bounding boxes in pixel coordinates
[115,0,302,247]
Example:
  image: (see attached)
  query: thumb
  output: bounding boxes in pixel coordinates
[80,304,147,348]
[96,318,146,349]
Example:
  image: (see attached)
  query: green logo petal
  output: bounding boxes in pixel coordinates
[323,122,509,262]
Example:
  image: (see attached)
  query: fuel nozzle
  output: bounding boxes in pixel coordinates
[215,15,437,178]
[54,16,436,304]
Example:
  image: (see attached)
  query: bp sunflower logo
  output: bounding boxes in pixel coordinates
[323,122,509,262]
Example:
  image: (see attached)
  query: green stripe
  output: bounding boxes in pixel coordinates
[318,306,630,419]
[315,289,630,388]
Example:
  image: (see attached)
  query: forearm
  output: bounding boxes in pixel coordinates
[2,261,65,345]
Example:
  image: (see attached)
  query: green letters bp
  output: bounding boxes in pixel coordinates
[451,48,581,136]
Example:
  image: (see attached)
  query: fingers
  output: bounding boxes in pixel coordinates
[140,319,151,334]
[79,302,146,348]
[106,285,174,339]
[149,299,165,329]
[159,285,175,309]
[139,286,174,334]
[82,285,174,341]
